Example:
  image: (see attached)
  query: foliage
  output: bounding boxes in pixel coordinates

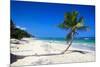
[10,19,33,39]
[59,11,88,43]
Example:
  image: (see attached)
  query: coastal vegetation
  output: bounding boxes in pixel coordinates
[10,19,33,39]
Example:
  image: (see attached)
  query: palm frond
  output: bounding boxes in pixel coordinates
[76,22,84,28]
[77,26,90,31]
[78,16,84,23]
[58,23,69,30]
[72,11,78,22]
[64,11,79,27]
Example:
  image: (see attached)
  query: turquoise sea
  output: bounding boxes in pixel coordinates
[38,37,95,51]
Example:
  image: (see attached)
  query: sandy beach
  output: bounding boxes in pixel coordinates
[10,38,95,66]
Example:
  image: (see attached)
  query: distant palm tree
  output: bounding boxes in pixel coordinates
[58,11,89,54]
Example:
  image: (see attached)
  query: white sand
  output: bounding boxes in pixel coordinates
[10,38,95,66]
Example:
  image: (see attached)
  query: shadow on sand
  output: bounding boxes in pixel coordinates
[11,50,89,64]
[10,53,25,64]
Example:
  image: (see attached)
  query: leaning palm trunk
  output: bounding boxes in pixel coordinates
[59,11,88,54]
[61,32,74,54]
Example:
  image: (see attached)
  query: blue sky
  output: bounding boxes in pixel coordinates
[11,1,95,38]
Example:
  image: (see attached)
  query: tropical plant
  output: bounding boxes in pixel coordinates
[58,11,89,54]
[10,19,33,39]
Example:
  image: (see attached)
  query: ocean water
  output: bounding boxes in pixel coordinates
[38,37,95,51]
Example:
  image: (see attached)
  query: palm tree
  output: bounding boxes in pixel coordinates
[58,11,89,54]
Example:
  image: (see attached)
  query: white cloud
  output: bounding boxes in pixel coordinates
[16,26,26,30]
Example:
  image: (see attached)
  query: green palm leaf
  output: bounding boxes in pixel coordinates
[77,26,89,31]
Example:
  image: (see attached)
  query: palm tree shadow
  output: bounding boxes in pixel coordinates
[26,50,88,57]
[10,50,89,64]
[10,53,62,64]
[27,53,63,57]
[67,50,89,54]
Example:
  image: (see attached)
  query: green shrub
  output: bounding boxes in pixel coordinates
[10,19,33,39]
